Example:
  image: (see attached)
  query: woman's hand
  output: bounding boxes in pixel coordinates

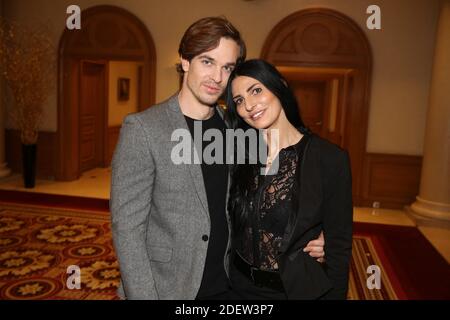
[304,231,325,263]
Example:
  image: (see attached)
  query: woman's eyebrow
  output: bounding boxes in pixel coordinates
[246,83,259,93]
[233,83,259,100]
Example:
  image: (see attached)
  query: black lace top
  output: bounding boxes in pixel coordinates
[235,134,309,271]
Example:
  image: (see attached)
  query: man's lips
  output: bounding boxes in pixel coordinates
[203,84,221,93]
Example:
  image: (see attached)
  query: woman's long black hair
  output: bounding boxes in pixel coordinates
[224,59,310,233]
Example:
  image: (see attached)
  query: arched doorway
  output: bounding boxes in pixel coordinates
[261,8,372,205]
[57,5,156,181]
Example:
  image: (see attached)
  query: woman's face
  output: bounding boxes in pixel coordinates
[231,76,284,130]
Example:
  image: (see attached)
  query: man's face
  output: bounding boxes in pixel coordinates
[181,37,240,106]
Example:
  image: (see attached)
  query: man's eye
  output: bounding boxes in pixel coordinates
[202,60,212,65]
[224,66,234,73]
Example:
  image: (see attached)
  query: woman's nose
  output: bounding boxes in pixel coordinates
[245,97,256,112]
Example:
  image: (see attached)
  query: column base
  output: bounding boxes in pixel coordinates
[407,196,450,228]
[0,162,11,178]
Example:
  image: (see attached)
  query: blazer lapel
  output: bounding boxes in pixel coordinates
[280,135,323,254]
[166,94,210,219]
[215,105,232,216]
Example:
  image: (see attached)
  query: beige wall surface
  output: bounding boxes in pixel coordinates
[2,0,440,155]
[108,61,140,127]
[0,0,3,125]
[0,0,4,164]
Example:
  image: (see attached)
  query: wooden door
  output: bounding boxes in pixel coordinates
[282,69,352,148]
[290,80,327,136]
[79,60,107,172]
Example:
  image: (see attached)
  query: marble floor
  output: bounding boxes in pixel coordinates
[0,168,449,263]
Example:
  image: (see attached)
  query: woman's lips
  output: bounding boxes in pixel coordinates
[250,109,265,121]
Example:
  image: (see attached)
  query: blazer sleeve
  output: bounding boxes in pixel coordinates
[110,114,158,299]
[321,150,353,300]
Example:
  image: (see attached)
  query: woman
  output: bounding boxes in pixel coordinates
[225,59,353,299]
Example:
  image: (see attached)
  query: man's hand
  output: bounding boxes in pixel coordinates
[304,231,325,263]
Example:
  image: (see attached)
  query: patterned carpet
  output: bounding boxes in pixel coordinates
[0,201,414,300]
[0,202,118,299]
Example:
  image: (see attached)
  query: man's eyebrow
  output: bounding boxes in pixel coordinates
[197,55,236,67]
[197,55,214,61]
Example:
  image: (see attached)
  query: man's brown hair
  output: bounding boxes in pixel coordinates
[176,16,246,74]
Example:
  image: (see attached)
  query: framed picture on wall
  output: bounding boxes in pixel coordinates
[118,78,130,101]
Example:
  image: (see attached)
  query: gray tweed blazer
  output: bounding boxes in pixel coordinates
[110,93,231,300]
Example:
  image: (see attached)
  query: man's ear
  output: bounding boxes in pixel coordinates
[180,56,190,73]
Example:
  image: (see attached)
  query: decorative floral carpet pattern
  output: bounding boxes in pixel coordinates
[0,203,119,300]
[0,202,405,300]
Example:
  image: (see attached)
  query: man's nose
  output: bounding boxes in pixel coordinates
[211,67,222,83]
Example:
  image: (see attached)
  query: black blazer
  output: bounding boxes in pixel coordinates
[277,134,353,299]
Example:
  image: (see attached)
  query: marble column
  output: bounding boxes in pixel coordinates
[410,0,450,222]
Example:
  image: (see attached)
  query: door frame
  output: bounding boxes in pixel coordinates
[57,5,156,181]
[280,66,354,146]
[261,8,372,205]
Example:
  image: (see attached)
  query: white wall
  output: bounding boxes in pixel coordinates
[2,0,440,156]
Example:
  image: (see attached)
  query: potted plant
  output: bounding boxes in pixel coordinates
[0,19,55,188]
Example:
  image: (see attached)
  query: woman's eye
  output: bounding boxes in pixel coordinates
[252,87,262,95]
[234,98,243,106]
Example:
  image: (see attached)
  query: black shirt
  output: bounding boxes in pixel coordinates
[184,109,230,298]
[236,134,309,270]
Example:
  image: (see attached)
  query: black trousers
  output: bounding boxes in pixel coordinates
[229,262,287,300]
[196,287,238,300]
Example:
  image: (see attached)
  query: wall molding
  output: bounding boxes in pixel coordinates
[360,153,422,209]
[6,131,423,210]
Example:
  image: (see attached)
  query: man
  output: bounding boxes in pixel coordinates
[110,16,324,300]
